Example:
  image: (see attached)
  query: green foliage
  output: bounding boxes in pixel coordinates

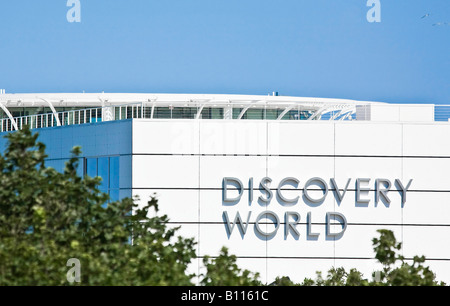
[309,267,369,286]
[269,276,299,286]
[201,247,261,286]
[372,229,443,286]
[0,126,197,285]
[373,229,402,271]
[272,229,445,286]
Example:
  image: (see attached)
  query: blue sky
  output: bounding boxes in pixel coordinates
[0,0,448,104]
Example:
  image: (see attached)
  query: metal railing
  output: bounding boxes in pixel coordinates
[0,103,144,132]
[0,102,449,133]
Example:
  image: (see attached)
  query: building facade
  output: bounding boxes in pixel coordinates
[0,93,449,284]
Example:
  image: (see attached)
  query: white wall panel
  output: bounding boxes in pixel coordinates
[334,225,402,258]
[267,156,335,183]
[198,224,266,258]
[200,156,267,189]
[133,155,199,188]
[402,226,450,259]
[136,189,199,223]
[403,124,450,157]
[335,122,403,156]
[199,121,267,155]
[133,120,199,154]
[267,122,335,155]
[403,158,450,191]
[166,223,199,253]
[335,157,403,181]
[266,225,334,258]
[403,192,450,225]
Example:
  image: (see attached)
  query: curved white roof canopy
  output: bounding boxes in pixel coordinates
[0,93,385,112]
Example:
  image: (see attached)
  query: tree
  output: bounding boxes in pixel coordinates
[272,229,445,286]
[372,229,444,286]
[201,247,261,286]
[0,126,197,285]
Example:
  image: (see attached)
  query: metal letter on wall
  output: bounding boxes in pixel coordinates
[395,179,413,207]
[259,177,273,204]
[330,178,351,203]
[356,178,371,205]
[303,177,328,204]
[326,212,347,239]
[285,211,301,239]
[255,211,280,238]
[376,178,391,206]
[223,177,244,203]
[277,177,300,204]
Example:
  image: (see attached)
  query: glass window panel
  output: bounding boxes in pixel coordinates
[232,108,243,119]
[154,107,171,119]
[172,107,197,119]
[98,157,109,191]
[143,106,152,118]
[46,159,64,173]
[109,156,119,189]
[265,109,280,120]
[109,189,120,203]
[76,158,84,178]
[202,107,224,119]
[86,158,97,178]
[119,189,132,201]
[8,108,26,117]
[246,109,264,120]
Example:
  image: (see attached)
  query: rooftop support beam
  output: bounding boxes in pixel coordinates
[237,105,252,120]
[338,109,355,121]
[39,98,61,126]
[237,100,262,120]
[329,109,344,120]
[224,101,232,120]
[307,106,330,121]
[150,101,156,119]
[196,104,206,119]
[0,102,18,130]
[277,105,296,120]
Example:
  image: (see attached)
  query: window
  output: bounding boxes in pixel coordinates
[85,156,121,203]
[46,158,85,177]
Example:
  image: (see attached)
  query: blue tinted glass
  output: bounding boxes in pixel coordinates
[98,157,109,191]
[47,158,84,176]
[61,159,71,173]
[119,189,132,201]
[109,189,120,203]
[46,160,59,171]
[47,160,55,172]
[109,156,119,189]
[76,158,84,178]
[86,158,97,178]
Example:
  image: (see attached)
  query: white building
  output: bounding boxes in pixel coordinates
[0,92,449,284]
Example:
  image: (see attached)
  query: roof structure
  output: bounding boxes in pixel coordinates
[0,93,442,132]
